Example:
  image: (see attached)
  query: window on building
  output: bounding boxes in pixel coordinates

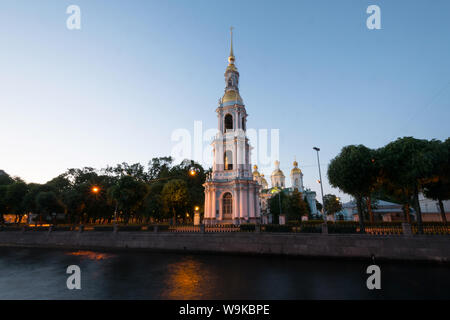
[223,193,232,216]
[225,114,233,130]
[224,150,233,170]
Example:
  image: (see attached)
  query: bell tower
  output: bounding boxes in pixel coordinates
[203,28,261,224]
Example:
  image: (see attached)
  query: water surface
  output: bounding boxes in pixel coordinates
[0,247,448,299]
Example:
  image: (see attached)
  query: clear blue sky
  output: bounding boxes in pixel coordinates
[1,0,449,202]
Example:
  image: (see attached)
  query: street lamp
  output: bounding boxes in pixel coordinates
[189,168,197,177]
[91,186,100,194]
[194,206,200,225]
[313,147,326,223]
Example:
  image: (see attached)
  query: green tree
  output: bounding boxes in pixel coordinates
[108,175,149,224]
[59,168,117,224]
[140,182,164,222]
[5,180,29,224]
[422,138,450,223]
[323,194,343,218]
[161,179,189,224]
[287,189,309,221]
[35,191,64,225]
[328,145,378,233]
[0,170,14,224]
[268,189,289,222]
[171,159,206,216]
[0,186,8,224]
[105,162,148,181]
[148,157,174,180]
[379,137,438,233]
[0,170,14,186]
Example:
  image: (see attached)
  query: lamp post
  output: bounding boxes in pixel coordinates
[313,147,326,223]
[194,206,200,226]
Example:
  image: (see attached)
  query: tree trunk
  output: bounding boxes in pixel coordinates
[438,199,447,224]
[404,203,411,224]
[356,196,365,233]
[367,196,374,223]
[414,188,423,234]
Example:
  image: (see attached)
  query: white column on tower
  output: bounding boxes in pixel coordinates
[211,189,216,222]
[239,187,245,219]
[204,188,209,218]
[249,185,255,218]
[233,187,240,221]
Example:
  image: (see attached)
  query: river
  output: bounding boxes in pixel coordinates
[0,247,448,299]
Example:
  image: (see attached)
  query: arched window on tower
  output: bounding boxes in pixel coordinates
[224,150,233,170]
[225,114,233,131]
[242,116,245,131]
[223,192,233,217]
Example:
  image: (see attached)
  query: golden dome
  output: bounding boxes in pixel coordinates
[222,89,243,104]
[226,63,238,73]
[291,167,302,174]
[261,176,268,187]
[272,169,285,177]
[252,165,260,177]
[291,160,302,175]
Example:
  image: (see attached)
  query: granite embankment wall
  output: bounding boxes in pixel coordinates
[0,231,449,262]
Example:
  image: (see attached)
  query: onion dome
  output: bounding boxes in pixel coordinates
[291,160,302,174]
[271,160,285,177]
[222,89,243,104]
[260,174,268,189]
[252,164,260,177]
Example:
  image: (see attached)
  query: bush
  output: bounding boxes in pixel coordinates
[29,226,49,231]
[53,226,73,231]
[328,223,358,234]
[263,224,292,233]
[299,224,322,233]
[118,225,143,232]
[147,224,170,232]
[0,226,23,232]
[94,226,114,232]
[239,224,256,232]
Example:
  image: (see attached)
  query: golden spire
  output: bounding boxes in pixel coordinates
[228,26,235,64]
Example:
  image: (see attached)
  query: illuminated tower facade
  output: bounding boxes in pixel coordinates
[203,29,261,224]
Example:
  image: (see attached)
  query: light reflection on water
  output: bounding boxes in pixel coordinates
[161,258,218,300]
[65,250,115,261]
[0,247,449,299]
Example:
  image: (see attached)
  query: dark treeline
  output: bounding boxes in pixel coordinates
[328,137,450,233]
[0,157,209,225]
